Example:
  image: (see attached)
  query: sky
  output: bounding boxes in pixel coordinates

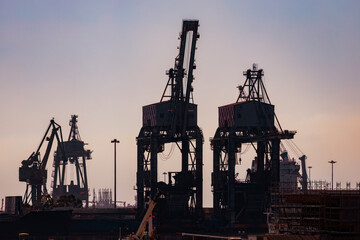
[0,0,359,207]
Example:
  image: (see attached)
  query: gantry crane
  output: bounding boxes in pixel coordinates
[19,119,66,206]
[137,20,203,220]
[211,64,296,226]
[52,115,91,207]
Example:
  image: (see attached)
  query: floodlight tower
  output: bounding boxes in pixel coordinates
[328,160,336,190]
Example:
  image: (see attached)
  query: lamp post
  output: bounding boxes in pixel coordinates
[328,160,336,190]
[111,139,120,208]
[308,166,312,189]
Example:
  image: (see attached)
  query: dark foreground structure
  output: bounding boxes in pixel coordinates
[270,189,360,236]
[0,205,138,240]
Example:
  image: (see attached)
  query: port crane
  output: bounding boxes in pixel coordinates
[211,64,296,225]
[19,119,66,206]
[137,20,203,219]
[52,115,91,207]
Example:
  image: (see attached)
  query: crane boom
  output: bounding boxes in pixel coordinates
[130,191,161,240]
[160,20,200,137]
[181,21,199,136]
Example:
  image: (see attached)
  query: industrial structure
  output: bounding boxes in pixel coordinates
[52,115,92,207]
[19,119,66,205]
[136,20,203,220]
[278,151,301,192]
[18,115,91,207]
[95,188,113,208]
[269,190,360,235]
[211,64,296,227]
[8,20,360,239]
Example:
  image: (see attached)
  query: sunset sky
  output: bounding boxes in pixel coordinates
[1,1,359,207]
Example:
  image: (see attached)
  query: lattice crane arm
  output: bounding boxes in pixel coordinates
[20,119,66,170]
[157,20,200,137]
[39,120,66,170]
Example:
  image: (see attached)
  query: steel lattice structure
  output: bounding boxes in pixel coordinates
[19,119,66,206]
[52,115,92,207]
[137,20,203,219]
[211,64,296,226]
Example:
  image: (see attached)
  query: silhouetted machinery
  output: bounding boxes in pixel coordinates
[52,115,91,207]
[137,20,203,219]
[129,191,162,240]
[19,119,66,205]
[211,64,296,227]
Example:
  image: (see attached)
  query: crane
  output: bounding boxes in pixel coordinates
[137,20,203,220]
[128,191,162,240]
[211,64,296,225]
[52,115,91,207]
[19,119,66,206]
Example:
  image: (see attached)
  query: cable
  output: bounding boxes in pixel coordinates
[289,139,304,156]
[289,140,303,158]
[160,143,175,161]
[240,144,251,154]
[283,140,299,159]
